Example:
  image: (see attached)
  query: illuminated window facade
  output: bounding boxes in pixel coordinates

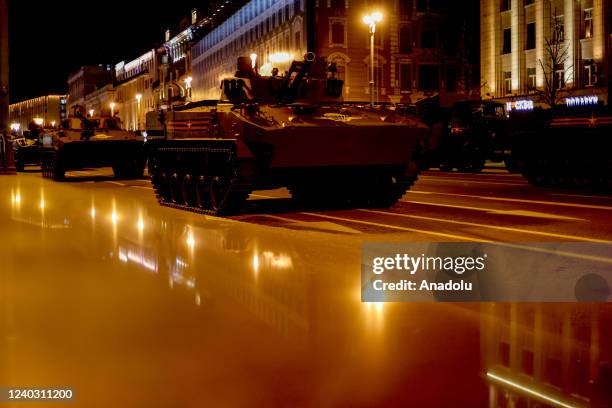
[191,0,477,104]
[481,0,610,104]
[8,95,67,134]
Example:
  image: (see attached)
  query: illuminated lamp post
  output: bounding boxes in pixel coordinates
[363,11,383,106]
[110,102,116,117]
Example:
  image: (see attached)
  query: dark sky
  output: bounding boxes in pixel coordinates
[8,0,208,103]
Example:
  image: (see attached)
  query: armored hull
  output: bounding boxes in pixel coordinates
[148,55,430,215]
[510,106,612,190]
[41,116,146,180]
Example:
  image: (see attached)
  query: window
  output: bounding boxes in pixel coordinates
[445,67,458,91]
[400,64,412,91]
[330,20,346,46]
[584,8,593,38]
[399,0,412,17]
[554,64,565,89]
[527,67,537,91]
[524,0,534,5]
[330,0,344,8]
[554,15,565,43]
[501,0,511,11]
[293,0,301,14]
[504,71,512,94]
[583,61,597,86]
[399,26,412,54]
[526,23,536,50]
[503,28,512,54]
[421,22,436,48]
[418,65,439,91]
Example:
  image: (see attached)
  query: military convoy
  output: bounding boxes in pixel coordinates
[510,102,612,190]
[146,53,430,215]
[40,107,146,180]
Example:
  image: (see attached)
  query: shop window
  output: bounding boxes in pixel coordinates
[527,67,537,91]
[504,71,512,94]
[554,64,565,89]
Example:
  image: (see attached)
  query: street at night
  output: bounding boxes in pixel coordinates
[0,165,610,407]
[2,0,612,406]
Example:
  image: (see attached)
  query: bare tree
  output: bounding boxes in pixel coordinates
[538,7,573,107]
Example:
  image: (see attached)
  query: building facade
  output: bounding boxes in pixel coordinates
[67,65,113,112]
[482,303,612,408]
[8,94,67,134]
[191,0,478,104]
[481,0,611,106]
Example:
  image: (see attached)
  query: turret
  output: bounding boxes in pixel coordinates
[220,53,344,106]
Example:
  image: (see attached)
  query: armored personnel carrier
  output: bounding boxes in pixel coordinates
[147,53,430,215]
[13,120,47,171]
[510,102,612,190]
[40,107,146,180]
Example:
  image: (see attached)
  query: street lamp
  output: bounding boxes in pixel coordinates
[110,102,116,117]
[89,109,94,118]
[250,53,257,70]
[135,93,142,131]
[363,11,383,106]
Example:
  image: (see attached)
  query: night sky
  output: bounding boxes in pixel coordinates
[8,0,207,103]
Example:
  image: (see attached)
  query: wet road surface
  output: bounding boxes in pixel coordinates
[1,166,611,407]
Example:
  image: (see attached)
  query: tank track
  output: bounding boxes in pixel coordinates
[150,145,253,216]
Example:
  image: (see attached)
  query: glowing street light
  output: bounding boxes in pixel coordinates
[51,120,56,127]
[33,117,44,126]
[89,109,94,118]
[363,11,383,106]
[110,102,116,116]
[184,77,193,89]
[9,122,20,132]
[250,53,257,69]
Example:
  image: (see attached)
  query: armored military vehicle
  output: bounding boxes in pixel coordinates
[13,121,47,171]
[510,102,612,190]
[40,107,146,180]
[147,53,430,215]
[438,100,511,173]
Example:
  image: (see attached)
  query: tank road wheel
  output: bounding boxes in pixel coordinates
[181,174,197,206]
[152,172,173,202]
[170,173,185,204]
[209,176,232,213]
[194,176,211,209]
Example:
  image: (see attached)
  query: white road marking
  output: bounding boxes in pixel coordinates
[550,193,612,200]
[130,185,154,190]
[358,209,607,243]
[300,212,485,241]
[419,176,527,186]
[407,190,612,211]
[105,181,127,187]
[403,200,585,221]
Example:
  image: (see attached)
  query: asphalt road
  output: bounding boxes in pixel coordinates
[0,165,611,407]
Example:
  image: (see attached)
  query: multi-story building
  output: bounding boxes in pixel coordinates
[480,0,611,106]
[482,303,612,408]
[8,94,67,134]
[191,0,478,105]
[67,65,113,112]
[113,50,157,130]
